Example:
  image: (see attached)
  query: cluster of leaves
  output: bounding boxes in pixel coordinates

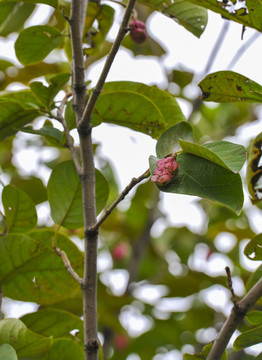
[0,0,262,359]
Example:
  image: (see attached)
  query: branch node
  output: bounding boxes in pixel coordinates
[85,227,99,240]
[61,9,71,23]
[77,123,92,137]
[85,338,99,353]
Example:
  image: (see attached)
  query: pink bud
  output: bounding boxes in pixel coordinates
[112,242,129,261]
[130,19,147,44]
[151,156,178,186]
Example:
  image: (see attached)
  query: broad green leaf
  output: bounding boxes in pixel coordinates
[234,326,262,350]
[138,0,207,38]
[198,71,262,103]
[0,231,83,304]
[188,0,262,32]
[149,152,244,214]
[0,344,17,360]
[15,25,63,66]
[18,125,65,147]
[84,4,114,56]
[21,308,83,344]
[246,311,262,325]
[10,176,47,205]
[36,338,84,360]
[47,161,109,229]
[179,140,246,173]
[30,73,70,108]
[2,184,37,233]
[0,319,52,357]
[156,121,194,157]
[0,3,35,37]
[0,101,40,140]
[0,0,57,7]
[93,81,185,139]
[244,234,262,261]
[246,132,262,204]
[122,32,166,57]
[0,90,41,109]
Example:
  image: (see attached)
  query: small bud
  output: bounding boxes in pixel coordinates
[112,242,129,261]
[151,156,178,186]
[130,19,147,44]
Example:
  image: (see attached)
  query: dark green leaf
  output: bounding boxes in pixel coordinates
[244,233,262,261]
[246,132,262,205]
[0,230,83,305]
[15,25,63,66]
[0,90,41,109]
[138,0,207,37]
[0,344,17,360]
[30,73,70,108]
[65,100,76,130]
[188,0,262,32]
[234,325,262,350]
[36,338,84,360]
[2,184,37,233]
[149,152,244,214]
[18,125,65,147]
[84,4,114,56]
[10,176,47,205]
[21,308,83,344]
[47,161,109,229]
[179,140,246,173]
[93,81,185,139]
[0,319,52,357]
[0,3,35,37]
[122,32,166,57]
[199,71,262,103]
[156,121,194,157]
[0,101,40,140]
[246,311,262,325]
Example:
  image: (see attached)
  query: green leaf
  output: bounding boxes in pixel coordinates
[244,234,262,261]
[10,176,47,205]
[149,152,244,215]
[0,90,41,109]
[15,25,63,66]
[2,184,37,233]
[93,81,185,139]
[246,311,262,325]
[188,0,262,32]
[179,140,246,173]
[156,121,194,157]
[122,32,166,57]
[0,344,17,360]
[47,161,109,229]
[65,100,76,130]
[36,338,84,360]
[246,132,262,204]
[0,101,40,140]
[234,325,262,350]
[138,0,207,38]
[198,71,262,103]
[18,125,65,147]
[84,4,114,56]
[0,0,57,7]
[30,73,70,108]
[0,319,52,357]
[21,308,83,344]
[0,3,35,37]
[0,230,83,305]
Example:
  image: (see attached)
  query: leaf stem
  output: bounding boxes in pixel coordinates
[54,248,82,284]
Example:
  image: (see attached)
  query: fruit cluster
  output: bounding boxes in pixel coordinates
[151,156,178,186]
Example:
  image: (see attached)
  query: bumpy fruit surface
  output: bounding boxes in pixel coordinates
[151,156,178,186]
[130,19,147,44]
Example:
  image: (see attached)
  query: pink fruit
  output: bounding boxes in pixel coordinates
[130,19,147,44]
[112,242,129,261]
[151,156,178,186]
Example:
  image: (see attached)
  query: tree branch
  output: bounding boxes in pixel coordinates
[54,248,82,284]
[78,0,137,130]
[89,169,150,232]
[206,276,262,360]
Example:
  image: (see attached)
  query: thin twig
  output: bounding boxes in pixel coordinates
[78,0,137,129]
[56,92,82,174]
[54,248,83,284]
[225,266,239,308]
[206,276,262,360]
[89,169,150,232]
[227,31,261,70]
